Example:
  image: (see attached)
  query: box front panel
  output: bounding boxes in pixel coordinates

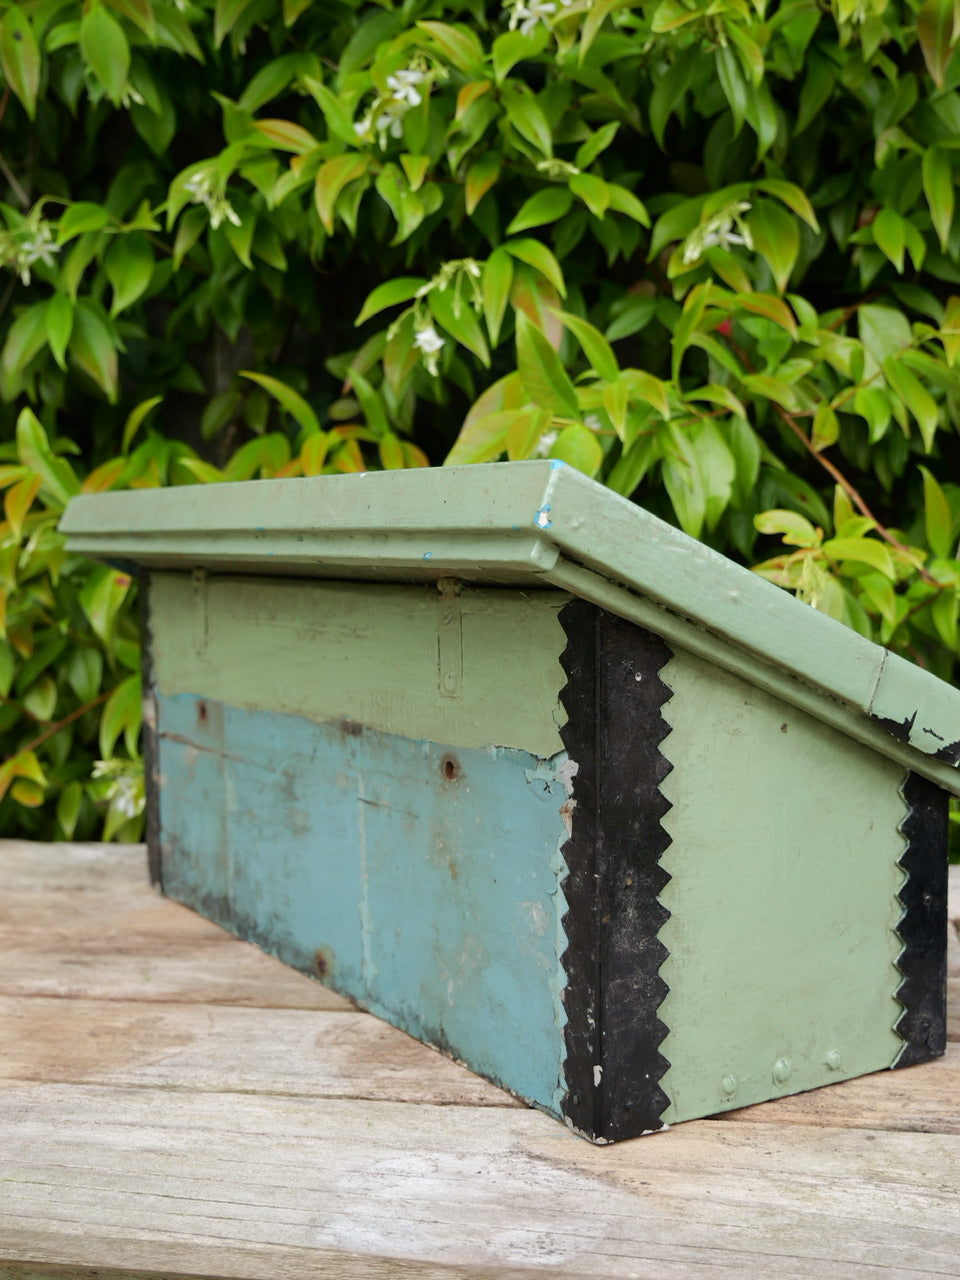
[148,573,573,1114]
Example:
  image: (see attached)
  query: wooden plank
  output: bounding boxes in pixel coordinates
[1,1084,958,1280]
[0,841,345,1010]
[0,995,517,1107]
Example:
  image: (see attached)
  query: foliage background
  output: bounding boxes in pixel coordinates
[0,0,959,842]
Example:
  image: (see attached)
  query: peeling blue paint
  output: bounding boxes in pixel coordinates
[423,551,433,560]
[157,692,571,1114]
[534,503,552,530]
[550,459,566,470]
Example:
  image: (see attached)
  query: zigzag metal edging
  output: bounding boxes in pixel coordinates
[893,770,948,1069]
[556,600,674,1142]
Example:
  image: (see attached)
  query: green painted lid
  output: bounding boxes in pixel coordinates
[60,459,960,794]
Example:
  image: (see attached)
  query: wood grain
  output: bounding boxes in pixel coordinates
[1,841,959,1280]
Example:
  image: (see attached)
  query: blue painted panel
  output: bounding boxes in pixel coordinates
[156,693,571,1114]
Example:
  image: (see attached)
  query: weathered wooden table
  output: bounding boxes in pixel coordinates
[1,838,958,1280]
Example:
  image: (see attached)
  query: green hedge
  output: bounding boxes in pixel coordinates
[1,0,959,840]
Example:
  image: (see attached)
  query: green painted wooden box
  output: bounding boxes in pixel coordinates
[61,460,957,1142]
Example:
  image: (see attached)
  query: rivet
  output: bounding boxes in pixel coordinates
[773,1057,792,1084]
[825,1050,842,1071]
[721,1075,737,1097]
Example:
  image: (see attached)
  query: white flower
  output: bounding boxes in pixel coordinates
[414,323,445,375]
[386,68,425,108]
[375,106,407,144]
[682,201,753,265]
[15,224,59,284]
[183,171,241,230]
[509,0,557,35]
[535,429,558,457]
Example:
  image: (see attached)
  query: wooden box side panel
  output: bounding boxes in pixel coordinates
[146,574,574,1116]
[657,647,909,1124]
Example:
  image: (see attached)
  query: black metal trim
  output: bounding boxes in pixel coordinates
[894,770,948,1068]
[558,601,674,1141]
[557,599,601,1139]
[138,574,163,889]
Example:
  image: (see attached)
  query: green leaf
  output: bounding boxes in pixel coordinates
[79,563,133,646]
[671,281,711,382]
[931,584,959,651]
[754,179,820,232]
[553,311,619,382]
[465,151,501,216]
[923,147,954,253]
[942,295,960,366]
[811,401,840,452]
[606,184,650,226]
[515,310,579,418]
[416,21,484,74]
[822,536,895,577]
[506,187,574,235]
[215,0,257,48]
[100,673,142,758]
[56,781,83,839]
[504,238,566,296]
[622,368,670,417]
[4,474,39,538]
[314,154,369,234]
[502,86,553,157]
[732,292,798,338]
[492,28,549,83]
[882,355,939,450]
[239,371,320,435]
[69,302,119,403]
[444,409,512,464]
[754,508,821,547]
[122,396,162,453]
[917,0,956,88]
[104,232,154,316]
[45,294,73,372]
[429,287,490,366]
[57,202,111,245]
[0,6,40,119]
[355,278,426,326]
[746,200,798,295]
[570,172,610,219]
[253,118,319,154]
[919,464,954,558]
[302,77,357,147]
[79,4,129,105]
[716,45,748,136]
[347,369,390,437]
[575,121,619,171]
[1,301,48,395]
[871,208,907,273]
[482,246,514,348]
[16,406,79,507]
[550,423,603,477]
[66,646,104,704]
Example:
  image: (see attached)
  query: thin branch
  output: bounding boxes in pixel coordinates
[4,689,112,760]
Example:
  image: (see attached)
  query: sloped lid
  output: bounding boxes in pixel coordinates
[60,459,960,795]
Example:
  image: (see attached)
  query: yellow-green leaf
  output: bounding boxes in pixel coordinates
[79,4,129,104]
[314,153,369,234]
[0,6,40,119]
[923,147,954,253]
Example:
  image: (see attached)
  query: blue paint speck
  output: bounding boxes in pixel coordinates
[423,551,433,561]
[534,504,552,530]
[550,459,565,470]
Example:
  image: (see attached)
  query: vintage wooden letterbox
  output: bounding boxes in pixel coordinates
[61,460,958,1141]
